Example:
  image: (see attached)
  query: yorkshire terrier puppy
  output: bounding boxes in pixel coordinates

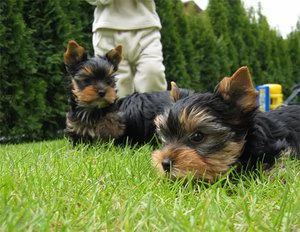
[63,40,192,145]
[152,66,300,182]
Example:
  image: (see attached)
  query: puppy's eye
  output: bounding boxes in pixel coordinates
[76,77,92,85]
[190,131,204,143]
[106,78,113,85]
[82,78,92,85]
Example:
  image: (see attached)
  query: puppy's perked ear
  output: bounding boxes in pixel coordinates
[64,40,87,66]
[170,81,180,102]
[106,45,123,71]
[217,66,258,112]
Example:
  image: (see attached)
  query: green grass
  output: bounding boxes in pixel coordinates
[1,139,300,231]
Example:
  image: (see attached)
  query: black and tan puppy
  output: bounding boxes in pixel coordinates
[63,40,192,145]
[152,67,300,182]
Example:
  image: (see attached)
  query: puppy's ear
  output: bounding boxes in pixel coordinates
[64,40,87,66]
[106,45,123,71]
[217,66,258,112]
[154,114,166,130]
[170,81,180,102]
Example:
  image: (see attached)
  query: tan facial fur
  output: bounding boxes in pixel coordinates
[179,108,213,132]
[152,140,245,182]
[72,80,117,108]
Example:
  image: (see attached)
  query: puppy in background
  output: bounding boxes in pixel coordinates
[63,40,192,145]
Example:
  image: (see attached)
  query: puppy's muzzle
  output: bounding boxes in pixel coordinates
[97,89,106,97]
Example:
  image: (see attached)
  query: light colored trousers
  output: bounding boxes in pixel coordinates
[92,28,167,97]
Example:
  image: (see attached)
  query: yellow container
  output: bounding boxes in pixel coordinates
[265,84,283,110]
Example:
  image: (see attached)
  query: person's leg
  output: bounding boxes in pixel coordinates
[93,29,134,98]
[133,29,167,93]
[115,59,134,97]
[113,31,135,97]
[92,29,114,55]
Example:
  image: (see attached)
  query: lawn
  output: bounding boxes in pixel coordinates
[1,139,299,231]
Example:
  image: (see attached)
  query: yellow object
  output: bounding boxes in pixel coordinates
[265,84,283,110]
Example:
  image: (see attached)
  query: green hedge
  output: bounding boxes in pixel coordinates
[0,0,93,142]
[1,0,299,142]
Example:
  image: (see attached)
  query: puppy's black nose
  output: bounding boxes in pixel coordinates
[97,89,106,97]
[162,158,172,172]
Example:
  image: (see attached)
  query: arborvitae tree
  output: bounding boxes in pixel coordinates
[0,0,47,141]
[243,7,261,84]
[186,11,221,91]
[278,38,293,95]
[155,0,189,88]
[207,0,229,37]
[246,9,293,95]
[287,20,300,85]
[226,0,249,68]
[254,12,274,84]
[270,32,293,94]
[22,0,93,139]
[0,0,93,142]
[172,1,198,89]
[206,0,237,75]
